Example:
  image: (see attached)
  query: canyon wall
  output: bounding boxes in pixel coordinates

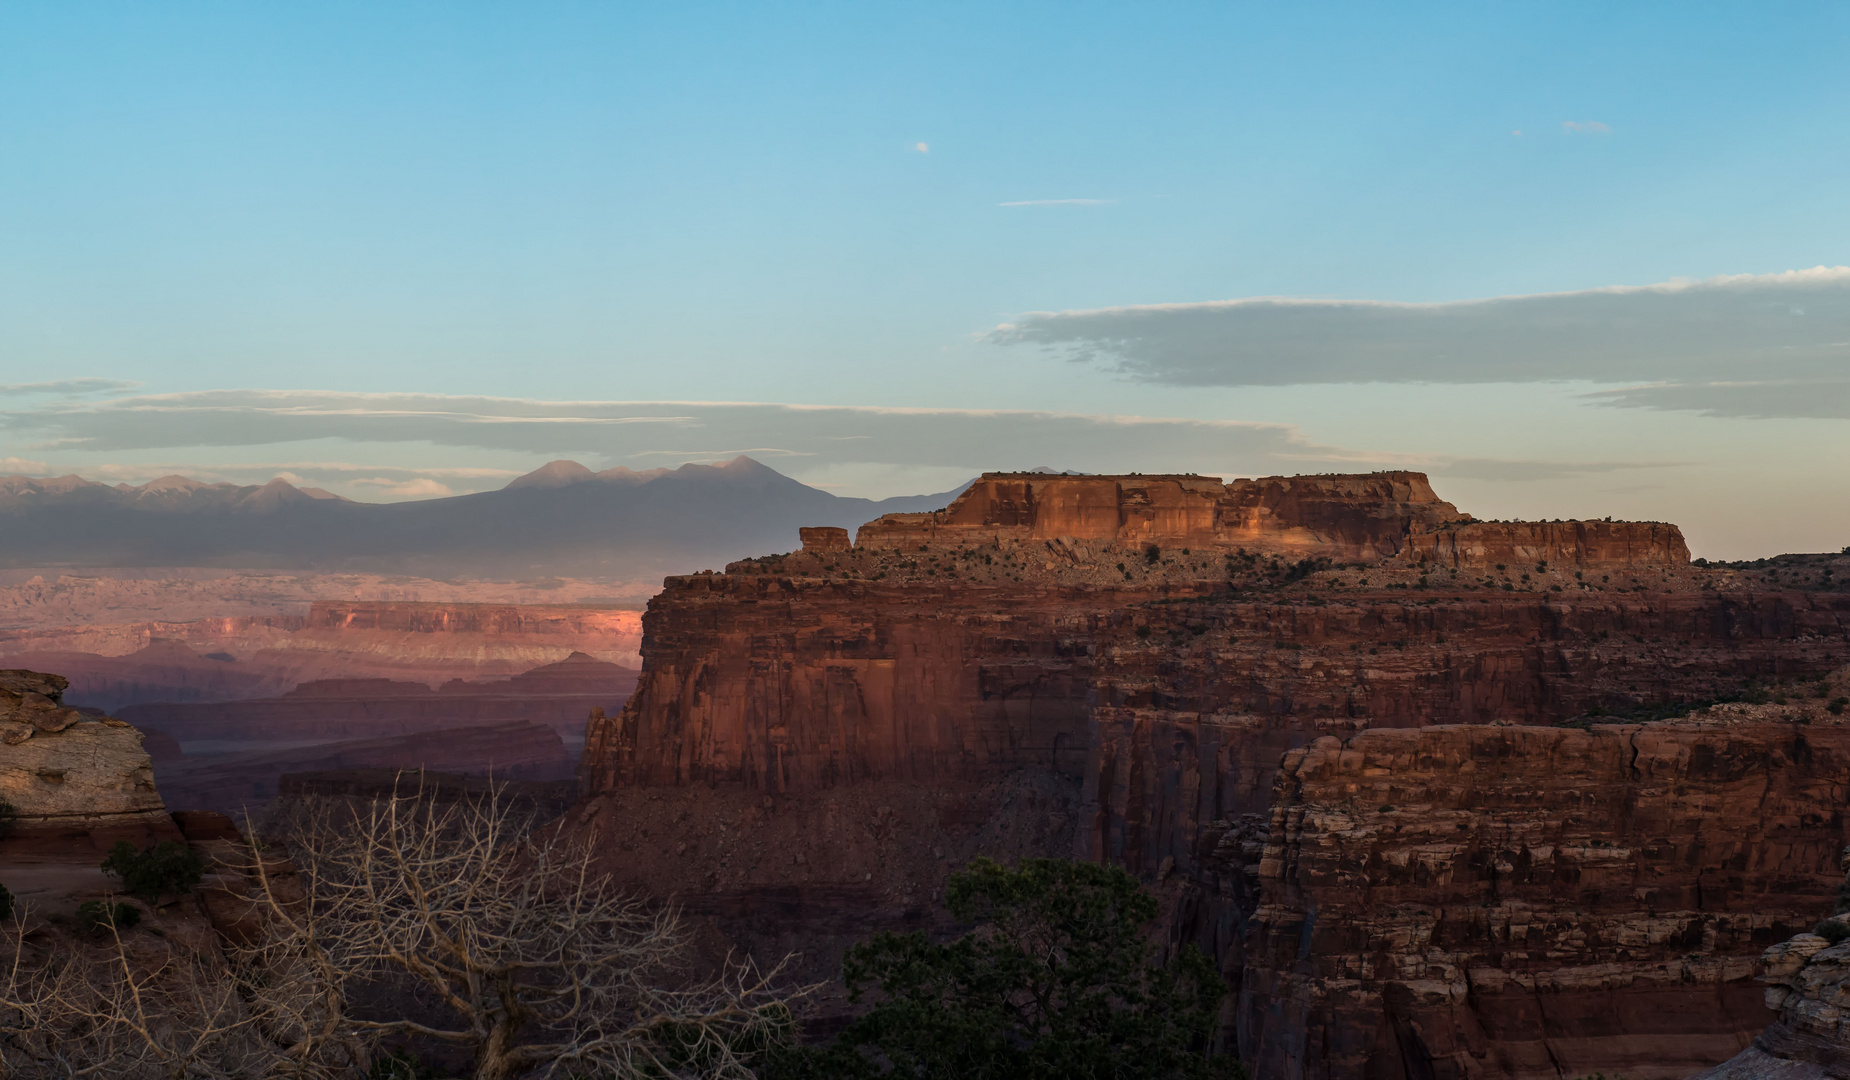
[1227,724,1848,1080]
[579,575,1190,793]
[1085,586,1850,838]
[566,471,1849,1076]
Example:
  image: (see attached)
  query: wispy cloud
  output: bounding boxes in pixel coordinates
[1431,457,1681,483]
[0,389,1363,484]
[1582,379,1850,420]
[999,198,1112,207]
[912,141,929,153]
[1562,120,1612,134]
[0,457,49,474]
[986,267,1850,416]
[0,378,141,397]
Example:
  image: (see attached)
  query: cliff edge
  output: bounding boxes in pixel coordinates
[852,471,1687,568]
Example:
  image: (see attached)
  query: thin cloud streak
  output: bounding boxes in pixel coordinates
[0,388,1350,483]
[0,378,142,396]
[1583,379,1850,420]
[987,267,1850,416]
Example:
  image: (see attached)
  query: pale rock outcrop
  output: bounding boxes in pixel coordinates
[0,669,171,838]
[1691,856,1850,1080]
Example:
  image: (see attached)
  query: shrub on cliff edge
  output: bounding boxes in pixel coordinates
[780,857,1237,1079]
[101,840,203,902]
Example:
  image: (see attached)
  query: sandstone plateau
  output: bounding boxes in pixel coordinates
[569,471,1850,1078]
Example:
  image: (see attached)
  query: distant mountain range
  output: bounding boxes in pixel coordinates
[0,457,970,579]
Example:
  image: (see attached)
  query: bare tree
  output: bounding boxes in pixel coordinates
[0,903,352,1079]
[246,778,802,1080]
[0,779,802,1080]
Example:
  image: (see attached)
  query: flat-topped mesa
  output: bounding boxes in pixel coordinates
[854,471,1462,561]
[849,470,1687,568]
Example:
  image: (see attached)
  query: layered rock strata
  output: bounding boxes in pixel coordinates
[580,575,1180,792]
[1222,724,1850,1080]
[1692,852,1850,1080]
[852,471,1686,568]
[1085,587,1850,835]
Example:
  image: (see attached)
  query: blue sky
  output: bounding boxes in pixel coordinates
[3,2,1849,558]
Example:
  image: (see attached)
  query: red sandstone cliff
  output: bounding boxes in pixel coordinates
[568,471,1848,1076]
[852,471,1682,569]
[579,575,1169,792]
[1228,724,1850,1079]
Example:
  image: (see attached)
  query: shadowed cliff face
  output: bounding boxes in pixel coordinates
[578,575,1176,792]
[568,471,1850,1078]
[1227,724,1849,1080]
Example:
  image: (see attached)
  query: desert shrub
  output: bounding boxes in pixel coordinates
[100,840,203,902]
[0,882,11,921]
[74,899,140,936]
[784,857,1236,1079]
[0,798,16,838]
[1813,919,1850,945]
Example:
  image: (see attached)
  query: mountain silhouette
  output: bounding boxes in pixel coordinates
[0,457,969,579]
